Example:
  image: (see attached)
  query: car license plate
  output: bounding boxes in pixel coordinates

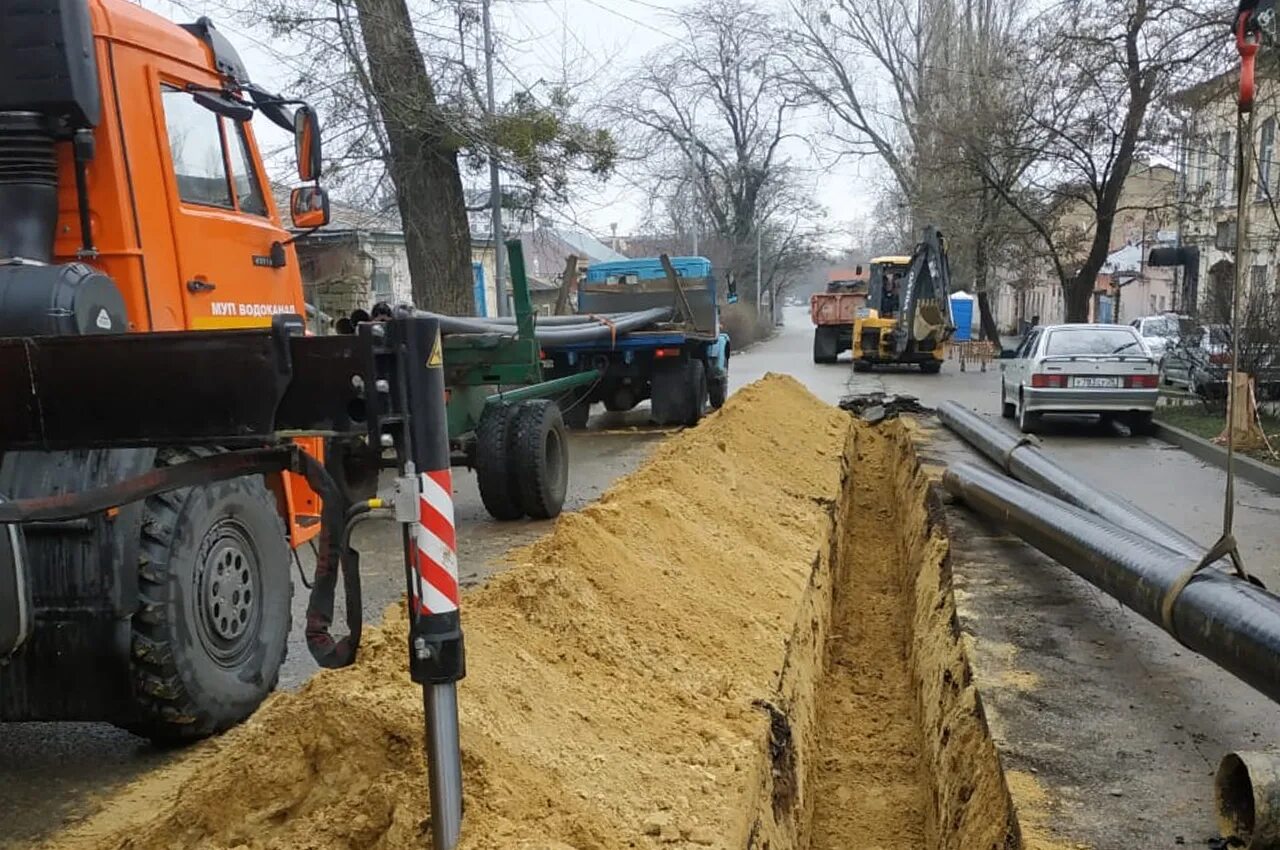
[1070,376,1121,388]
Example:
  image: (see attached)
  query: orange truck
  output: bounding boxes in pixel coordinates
[0,9,466,835]
[811,266,868,363]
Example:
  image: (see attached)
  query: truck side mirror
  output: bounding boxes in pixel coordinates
[294,105,322,182]
[290,185,330,229]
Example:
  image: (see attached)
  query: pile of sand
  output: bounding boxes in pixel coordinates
[45,374,851,850]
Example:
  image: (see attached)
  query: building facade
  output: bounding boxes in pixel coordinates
[992,164,1179,330]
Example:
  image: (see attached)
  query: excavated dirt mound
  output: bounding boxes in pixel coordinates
[42,374,1025,850]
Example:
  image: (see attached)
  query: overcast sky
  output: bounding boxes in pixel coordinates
[139,0,878,250]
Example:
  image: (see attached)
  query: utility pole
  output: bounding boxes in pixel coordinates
[482,0,505,316]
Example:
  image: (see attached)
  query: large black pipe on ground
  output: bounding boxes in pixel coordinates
[936,401,1206,561]
[943,461,1280,705]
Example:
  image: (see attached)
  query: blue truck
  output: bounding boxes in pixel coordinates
[542,256,732,428]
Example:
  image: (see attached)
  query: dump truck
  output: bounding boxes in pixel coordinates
[852,227,955,373]
[811,266,869,363]
[541,255,732,427]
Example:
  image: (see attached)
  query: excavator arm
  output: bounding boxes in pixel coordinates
[891,226,955,358]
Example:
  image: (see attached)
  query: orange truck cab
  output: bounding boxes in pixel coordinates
[0,0,339,740]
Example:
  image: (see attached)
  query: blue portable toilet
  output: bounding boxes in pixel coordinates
[949,291,975,342]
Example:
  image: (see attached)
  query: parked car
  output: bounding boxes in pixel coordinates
[1000,323,1159,434]
[1129,313,1194,362]
[1161,323,1280,398]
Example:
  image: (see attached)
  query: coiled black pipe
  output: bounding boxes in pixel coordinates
[937,400,1205,560]
[943,461,1280,704]
[409,306,674,342]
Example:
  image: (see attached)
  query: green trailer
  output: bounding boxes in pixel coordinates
[442,240,597,521]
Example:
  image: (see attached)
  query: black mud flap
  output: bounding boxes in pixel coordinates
[0,448,154,721]
[0,516,29,657]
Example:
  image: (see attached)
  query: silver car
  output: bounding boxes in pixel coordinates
[1000,324,1160,434]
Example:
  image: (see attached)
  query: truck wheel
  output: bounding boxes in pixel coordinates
[920,361,942,374]
[126,448,291,743]
[685,359,708,426]
[604,386,637,412]
[510,400,569,520]
[476,404,524,520]
[813,327,838,363]
[560,398,590,430]
[708,368,728,409]
[852,360,872,373]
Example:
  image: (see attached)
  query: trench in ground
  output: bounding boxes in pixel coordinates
[757,422,1020,849]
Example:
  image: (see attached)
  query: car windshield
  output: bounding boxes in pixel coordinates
[1043,327,1141,356]
[1141,317,1178,338]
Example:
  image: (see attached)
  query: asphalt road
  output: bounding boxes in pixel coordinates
[5,305,1279,847]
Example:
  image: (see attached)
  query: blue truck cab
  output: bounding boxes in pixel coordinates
[541,256,731,427]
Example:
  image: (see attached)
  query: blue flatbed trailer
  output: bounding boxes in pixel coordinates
[541,256,732,427]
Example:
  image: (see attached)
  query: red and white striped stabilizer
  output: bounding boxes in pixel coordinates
[412,469,459,615]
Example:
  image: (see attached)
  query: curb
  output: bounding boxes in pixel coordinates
[1152,421,1280,493]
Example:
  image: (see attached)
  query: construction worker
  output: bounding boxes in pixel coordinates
[881,276,900,318]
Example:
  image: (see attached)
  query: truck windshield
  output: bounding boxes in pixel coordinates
[1044,328,1141,356]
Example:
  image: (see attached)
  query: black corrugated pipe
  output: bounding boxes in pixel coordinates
[410,307,674,342]
[936,401,1206,560]
[467,313,632,326]
[943,461,1280,705]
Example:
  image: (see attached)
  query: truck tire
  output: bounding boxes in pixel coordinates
[852,360,872,373]
[126,448,291,743]
[920,360,942,374]
[651,359,705,426]
[560,398,590,430]
[813,327,838,363]
[476,404,524,520]
[708,369,728,409]
[509,400,569,520]
[685,360,708,426]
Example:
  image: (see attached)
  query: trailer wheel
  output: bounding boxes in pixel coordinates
[127,448,291,743]
[510,400,569,520]
[476,404,524,520]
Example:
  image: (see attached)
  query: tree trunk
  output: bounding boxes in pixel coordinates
[352,0,474,314]
[1064,274,1094,322]
[971,201,1002,345]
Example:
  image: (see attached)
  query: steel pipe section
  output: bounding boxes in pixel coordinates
[943,461,1280,705]
[936,401,1205,560]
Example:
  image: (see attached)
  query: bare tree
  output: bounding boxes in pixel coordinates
[970,0,1224,321]
[214,0,616,312]
[784,0,1033,339]
[616,0,805,297]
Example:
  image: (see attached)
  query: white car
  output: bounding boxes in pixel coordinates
[1128,313,1193,362]
[1000,324,1160,434]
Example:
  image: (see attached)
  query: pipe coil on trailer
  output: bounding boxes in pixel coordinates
[942,461,1280,705]
[407,307,674,342]
[936,401,1207,561]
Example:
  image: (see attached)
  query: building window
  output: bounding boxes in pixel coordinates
[1218,130,1233,206]
[1159,295,1167,311]
[372,268,392,299]
[1259,118,1276,200]
[1150,294,1158,313]
[1199,136,1211,194]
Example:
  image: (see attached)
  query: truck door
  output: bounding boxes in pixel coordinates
[155,82,299,329]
